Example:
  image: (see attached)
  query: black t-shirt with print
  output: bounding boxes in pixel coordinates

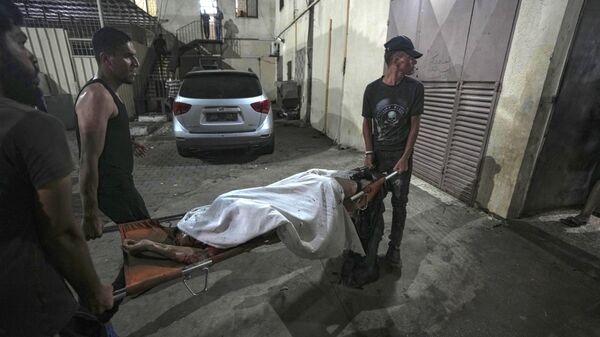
[362,76,424,151]
[0,97,77,337]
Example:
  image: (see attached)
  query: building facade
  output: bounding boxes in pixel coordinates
[275,0,597,219]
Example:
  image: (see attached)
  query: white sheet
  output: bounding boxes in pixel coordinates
[177,169,364,259]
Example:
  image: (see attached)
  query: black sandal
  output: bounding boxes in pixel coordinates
[560,216,587,228]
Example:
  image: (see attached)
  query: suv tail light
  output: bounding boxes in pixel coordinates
[172,102,192,116]
[251,99,271,114]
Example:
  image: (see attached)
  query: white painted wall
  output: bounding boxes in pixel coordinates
[338,0,390,150]
[275,0,390,150]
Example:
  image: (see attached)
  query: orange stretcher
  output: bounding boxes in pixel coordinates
[112,214,279,301]
[112,170,396,300]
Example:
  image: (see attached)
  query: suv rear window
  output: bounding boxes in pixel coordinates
[179,73,262,99]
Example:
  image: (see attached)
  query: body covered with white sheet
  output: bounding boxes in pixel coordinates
[177,169,364,258]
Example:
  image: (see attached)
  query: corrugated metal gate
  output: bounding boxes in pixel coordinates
[388,0,519,203]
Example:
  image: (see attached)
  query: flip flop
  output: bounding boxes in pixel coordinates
[560,216,587,228]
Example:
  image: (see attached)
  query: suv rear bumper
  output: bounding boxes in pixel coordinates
[174,117,273,151]
[176,134,273,151]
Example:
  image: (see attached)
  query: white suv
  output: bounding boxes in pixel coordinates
[173,70,275,157]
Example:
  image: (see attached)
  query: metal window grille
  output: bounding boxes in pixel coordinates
[236,0,258,18]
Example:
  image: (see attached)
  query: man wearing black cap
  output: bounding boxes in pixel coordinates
[360,35,423,282]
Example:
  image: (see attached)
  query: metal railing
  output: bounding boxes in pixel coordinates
[176,19,223,44]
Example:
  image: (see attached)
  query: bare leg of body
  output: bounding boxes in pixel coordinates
[122,239,208,264]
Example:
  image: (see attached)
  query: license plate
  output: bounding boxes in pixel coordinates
[206,112,237,122]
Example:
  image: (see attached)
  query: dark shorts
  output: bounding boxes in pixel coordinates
[98,175,150,224]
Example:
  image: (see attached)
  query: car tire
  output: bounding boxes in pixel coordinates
[260,135,275,155]
[176,143,192,157]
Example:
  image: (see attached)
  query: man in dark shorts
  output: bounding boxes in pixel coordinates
[75,27,150,240]
[0,1,113,335]
[358,35,423,284]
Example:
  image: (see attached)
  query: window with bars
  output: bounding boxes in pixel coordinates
[200,0,218,15]
[134,0,157,16]
[236,0,258,18]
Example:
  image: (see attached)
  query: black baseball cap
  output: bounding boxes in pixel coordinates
[384,35,423,59]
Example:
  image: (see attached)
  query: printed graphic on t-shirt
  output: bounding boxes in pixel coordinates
[374,98,409,145]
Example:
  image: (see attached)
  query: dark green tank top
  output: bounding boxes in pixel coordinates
[75,78,133,180]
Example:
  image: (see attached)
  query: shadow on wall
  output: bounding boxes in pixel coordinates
[222,19,241,58]
[475,156,502,212]
[293,22,388,148]
[309,78,349,143]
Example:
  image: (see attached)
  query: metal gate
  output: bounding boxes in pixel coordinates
[388,0,519,203]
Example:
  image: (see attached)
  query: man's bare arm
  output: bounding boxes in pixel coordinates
[394,115,421,172]
[403,115,421,159]
[36,176,113,315]
[76,84,115,239]
[362,118,375,169]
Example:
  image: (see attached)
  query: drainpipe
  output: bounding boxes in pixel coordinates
[96,0,105,28]
[304,0,315,125]
[276,0,322,39]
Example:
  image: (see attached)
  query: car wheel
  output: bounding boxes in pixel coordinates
[176,143,192,157]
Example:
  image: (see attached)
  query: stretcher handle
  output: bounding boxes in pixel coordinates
[111,259,213,301]
[350,171,399,202]
[113,288,127,302]
[182,260,213,296]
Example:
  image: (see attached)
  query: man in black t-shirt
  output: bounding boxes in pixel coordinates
[359,35,423,284]
[0,2,112,336]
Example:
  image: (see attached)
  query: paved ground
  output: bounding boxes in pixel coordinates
[70,120,600,337]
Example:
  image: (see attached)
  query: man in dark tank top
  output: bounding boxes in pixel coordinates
[75,27,150,240]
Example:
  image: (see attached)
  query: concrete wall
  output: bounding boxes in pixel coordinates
[275,0,390,150]
[476,0,582,218]
[339,0,389,149]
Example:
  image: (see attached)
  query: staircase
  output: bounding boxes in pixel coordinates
[139,20,239,115]
[144,54,171,114]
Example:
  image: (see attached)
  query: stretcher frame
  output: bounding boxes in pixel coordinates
[112,213,279,301]
[112,170,396,301]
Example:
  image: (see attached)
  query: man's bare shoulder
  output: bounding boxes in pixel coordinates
[76,83,116,118]
[76,83,112,105]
